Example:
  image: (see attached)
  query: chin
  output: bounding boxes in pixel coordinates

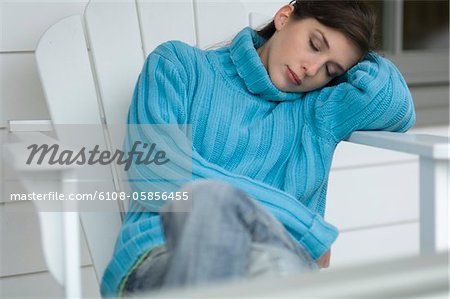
[277,85,294,93]
[274,80,294,93]
[285,85,305,93]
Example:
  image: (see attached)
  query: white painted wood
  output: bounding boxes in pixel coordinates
[3,130,118,285]
[84,0,145,203]
[61,173,81,298]
[327,162,419,230]
[85,0,144,127]
[1,179,25,204]
[331,222,419,267]
[331,126,449,176]
[387,52,449,85]
[413,127,449,254]
[0,53,50,122]
[0,266,100,299]
[346,131,450,160]
[194,0,248,49]
[333,125,449,253]
[415,106,450,127]
[133,246,447,299]
[36,211,65,286]
[0,55,3,126]
[244,0,286,28]
[78,212,120,284]
[6,163,82,297]
[332,141,416,169]
[1,131,44,203]
[242,0,284,21]
[138,0,196,53]
[419,157,449,253]
[8,120,53,132]
[34,14,120,286]
[35,16,102,126]
[5,160,82,297]
[0,201,92,277]
[248,12,272,29]
[3,129,105,295]
[410,125,449,137]
[0,0,89,52]
[411,85,449,109]
[0,131,3,214]
[83,0,152,280]
[408,84,449,127]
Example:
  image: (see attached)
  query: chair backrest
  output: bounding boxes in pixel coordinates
[35,0,251,288]
[35,14,122,284]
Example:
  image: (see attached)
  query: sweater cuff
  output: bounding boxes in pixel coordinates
[299,215,339,261]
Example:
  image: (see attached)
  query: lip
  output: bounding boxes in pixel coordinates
[287,66,302,86]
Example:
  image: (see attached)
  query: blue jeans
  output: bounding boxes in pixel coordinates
[123,180,318,296]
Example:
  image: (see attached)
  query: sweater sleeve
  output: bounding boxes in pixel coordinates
[310,52,416,142]
[125,41,337,261]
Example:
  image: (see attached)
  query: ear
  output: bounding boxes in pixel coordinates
[273,4,295,31]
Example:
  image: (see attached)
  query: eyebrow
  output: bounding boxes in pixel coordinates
[315,29,345,73]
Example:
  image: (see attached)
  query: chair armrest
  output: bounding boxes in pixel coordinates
[346,131,449,160]
[139,252,448,298]
[8,119,53,132]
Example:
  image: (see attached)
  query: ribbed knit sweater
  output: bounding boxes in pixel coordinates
[100,27,416,297]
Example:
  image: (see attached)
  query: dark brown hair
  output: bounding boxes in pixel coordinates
[257,0,377,58]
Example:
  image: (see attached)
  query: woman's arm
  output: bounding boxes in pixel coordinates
[309,52,416,142]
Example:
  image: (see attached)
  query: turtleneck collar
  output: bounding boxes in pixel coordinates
[229,27,305,101]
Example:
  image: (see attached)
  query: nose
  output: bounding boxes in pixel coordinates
[303,60,324,77]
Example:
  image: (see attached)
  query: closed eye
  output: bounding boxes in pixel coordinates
[309,39,319,52]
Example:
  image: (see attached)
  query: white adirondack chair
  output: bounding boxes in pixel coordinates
[4,0,449,297]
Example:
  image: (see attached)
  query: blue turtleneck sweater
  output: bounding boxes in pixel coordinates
[100,27,415,297]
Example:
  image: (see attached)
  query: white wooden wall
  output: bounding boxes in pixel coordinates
[327,125,449,268]
[0,0,448,298]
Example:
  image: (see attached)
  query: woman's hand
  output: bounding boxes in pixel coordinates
[316,249,331,268]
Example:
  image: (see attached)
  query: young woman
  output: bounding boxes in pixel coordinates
[101,1,416,297]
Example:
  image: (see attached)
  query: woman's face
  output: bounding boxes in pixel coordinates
[257,5,362,93]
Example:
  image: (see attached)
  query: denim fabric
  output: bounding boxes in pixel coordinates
[123,180,318,296]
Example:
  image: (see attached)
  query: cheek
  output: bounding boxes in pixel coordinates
[267,49,284,76]
[272,36,296,63]
[268,62,284,83]
[265,60,288,89]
